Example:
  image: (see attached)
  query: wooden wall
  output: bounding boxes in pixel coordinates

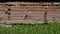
[0,4,60,24]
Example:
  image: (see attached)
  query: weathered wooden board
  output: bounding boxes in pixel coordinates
[0,3,60,24]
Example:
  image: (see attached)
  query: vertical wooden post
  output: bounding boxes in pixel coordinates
[7,8,11,20]
[44,11,48,24]
[44,6,48,24]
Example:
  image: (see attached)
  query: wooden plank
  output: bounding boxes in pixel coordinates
[10,16,24,20]
[10,13,26,17]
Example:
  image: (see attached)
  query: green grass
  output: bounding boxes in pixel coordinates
[0,22,60,34]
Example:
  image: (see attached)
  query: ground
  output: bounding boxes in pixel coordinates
[0,22,60,34]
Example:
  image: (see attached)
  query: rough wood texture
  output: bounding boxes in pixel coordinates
[0,2,60,24]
